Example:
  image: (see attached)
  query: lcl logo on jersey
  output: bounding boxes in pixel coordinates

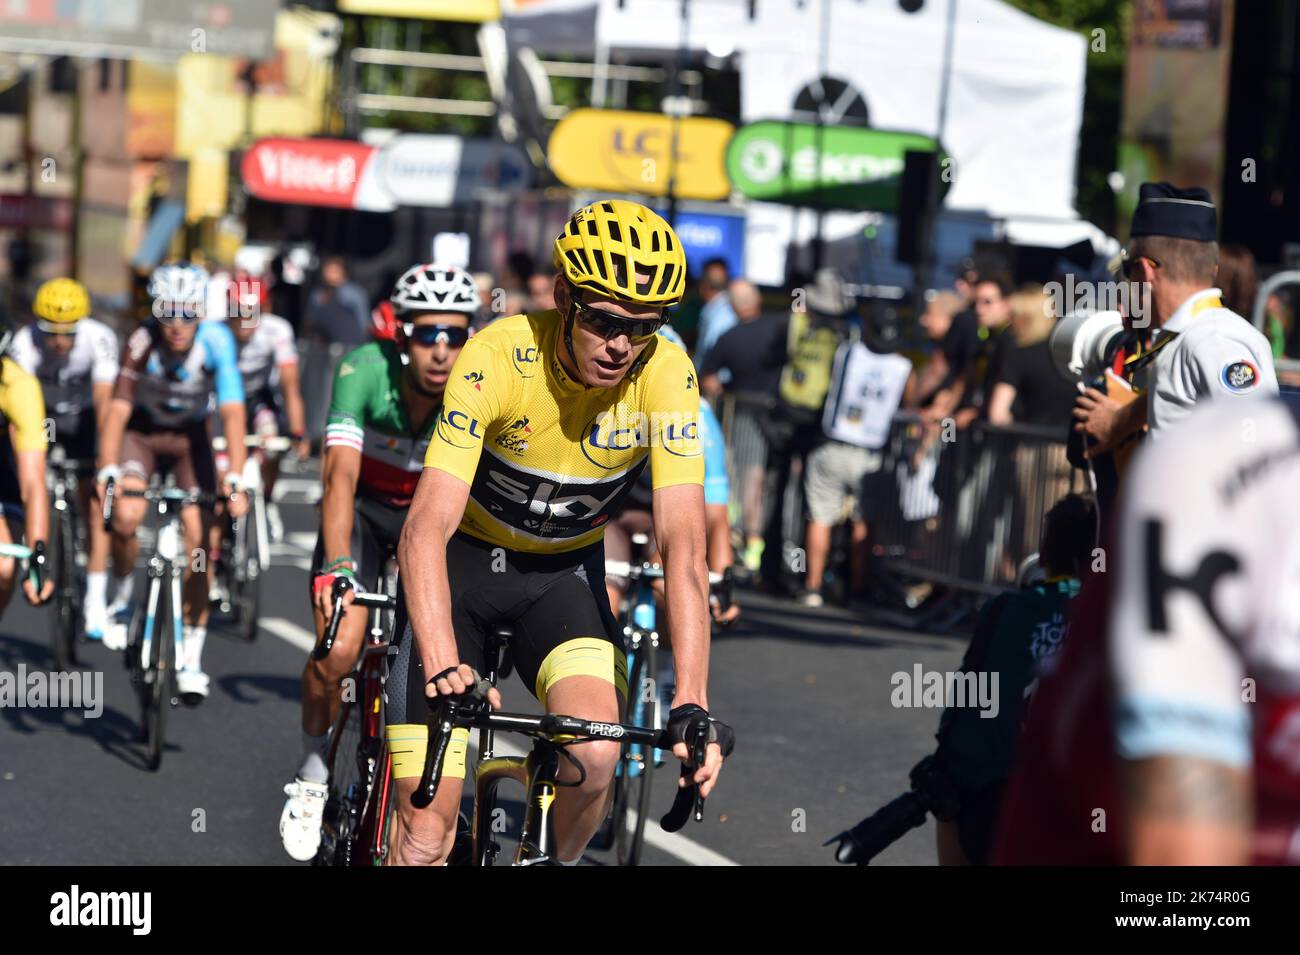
[582,411,647,470]
[436,407,483,450]
[512,346,538,378]
[660,417,702,458]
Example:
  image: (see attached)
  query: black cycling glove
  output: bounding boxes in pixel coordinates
[664,703,736,758]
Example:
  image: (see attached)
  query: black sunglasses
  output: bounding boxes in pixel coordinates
[402,323,469,347]
[571,297,665,343]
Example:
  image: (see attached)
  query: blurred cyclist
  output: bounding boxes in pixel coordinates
[10,278,118,635]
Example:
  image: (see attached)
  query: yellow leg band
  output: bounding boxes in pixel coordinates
[533,637,628,707]
[384,724,470,781]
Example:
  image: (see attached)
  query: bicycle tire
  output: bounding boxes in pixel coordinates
[316,696,364,866]
[614,635,656,867]
[238,501,261,643]
[48,510,75,671]
[142,575,173,772]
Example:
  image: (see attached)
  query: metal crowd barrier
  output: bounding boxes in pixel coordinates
[713,394,1085,596]
[861,413,1083,594]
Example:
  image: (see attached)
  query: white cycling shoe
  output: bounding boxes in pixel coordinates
[281,777,329,862]
[84,603,109,642]
[177,668,210,704]
[267,502,285,544]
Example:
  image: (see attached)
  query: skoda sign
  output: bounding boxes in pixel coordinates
[725,121,948,212]
[378,135,531,207]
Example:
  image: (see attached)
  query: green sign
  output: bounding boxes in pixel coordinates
[725,121,948,212]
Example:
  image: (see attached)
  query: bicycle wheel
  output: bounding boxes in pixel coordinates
[614,635,656,866]
[140,575,173,772]
[236,500,261,643]
[315,696,364,866]
[47,509,76,671]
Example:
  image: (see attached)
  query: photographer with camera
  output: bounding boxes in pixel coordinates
[1071,183,1277,461]
[829,494,1096,865]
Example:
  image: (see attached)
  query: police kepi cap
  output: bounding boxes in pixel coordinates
[804,268,856,318]
[1130,182,1217,242]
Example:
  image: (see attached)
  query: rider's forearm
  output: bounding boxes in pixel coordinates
[18,450,49,545]
[96,399,132,470]
[398,505,461,676]
[91,382,113,431]
[279,363,308,438]
[220,402,248,477]
[319,453,359,568]
[705,503,733,574]
[660,523,711,709]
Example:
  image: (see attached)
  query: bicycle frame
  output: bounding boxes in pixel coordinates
[137,495,188,697]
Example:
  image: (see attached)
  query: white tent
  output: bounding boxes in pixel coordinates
[505,0,1095,281]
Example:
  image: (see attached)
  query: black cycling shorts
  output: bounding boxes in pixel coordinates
[384,532,627,778]
[309,494,405,592]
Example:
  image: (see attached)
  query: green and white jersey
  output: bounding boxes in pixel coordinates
[323,341,438,507]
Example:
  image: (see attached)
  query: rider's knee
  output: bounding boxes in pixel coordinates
[572,739,621,793]
[395,813,453,866]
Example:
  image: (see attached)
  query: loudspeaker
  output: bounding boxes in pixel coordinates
[895,150,938,267]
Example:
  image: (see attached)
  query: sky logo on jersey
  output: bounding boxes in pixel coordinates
[475,453,646,540]
[512,346,539,378]
[464,370,485,391]
[436,407,484,450]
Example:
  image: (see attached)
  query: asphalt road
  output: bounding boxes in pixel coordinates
[0,462,967,867]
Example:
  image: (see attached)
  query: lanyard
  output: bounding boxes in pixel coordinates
[1124,295,1223,375]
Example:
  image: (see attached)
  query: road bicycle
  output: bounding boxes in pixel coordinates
[597,550,733,866]
[211,434,292,642]
[313,568,399,867]
[102,475,217,772]
[46,444,86,670]
[410,623,719,867]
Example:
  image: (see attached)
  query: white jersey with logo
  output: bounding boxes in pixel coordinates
[1110,397,1300,862]
[224,314,297,395]
[1147,287,1278,438]
[9,318,119,420]
[822,341,912,449]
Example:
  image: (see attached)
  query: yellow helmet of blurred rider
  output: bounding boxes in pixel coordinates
[553,199,686,308]
[33,278,91,325]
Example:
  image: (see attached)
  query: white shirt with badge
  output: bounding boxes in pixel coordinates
[1147,287,1278,438]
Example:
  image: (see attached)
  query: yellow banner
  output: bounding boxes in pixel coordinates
[187,149,229,223]
[338,0,501,22]
[548,109,734,201]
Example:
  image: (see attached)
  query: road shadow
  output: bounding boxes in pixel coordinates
[710,593,962,653]
[218,672,302,706]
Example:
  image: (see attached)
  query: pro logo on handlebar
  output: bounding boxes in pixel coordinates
[585,721,626,739]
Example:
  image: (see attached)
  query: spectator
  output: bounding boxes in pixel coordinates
[987,287,1076,429]
[302,256,369,346]
[958,273,1014,425]
[989,287,1080,564]
[699,279,783,569]
[472,271,496,325]
[933,493,1096,865]
[758,268,857,592]
[905,290,977,421]
[693,257,737,368]
[527,267,557,311]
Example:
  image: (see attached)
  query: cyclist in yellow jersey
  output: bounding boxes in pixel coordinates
[388,200,733,865]
[0,318,54,616]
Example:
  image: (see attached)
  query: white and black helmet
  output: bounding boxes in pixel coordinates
[389,264,480,318]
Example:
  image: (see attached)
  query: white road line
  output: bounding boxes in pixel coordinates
[283,532,318,554]
[259,615,739,867]
[271,478,321,503]
[260,616,317,653]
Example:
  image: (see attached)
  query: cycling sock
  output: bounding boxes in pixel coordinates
[299,730,330,784]
[182,625,207,671]
[111,573,135,608]
[558,856,581,866]
[85,571,108,609]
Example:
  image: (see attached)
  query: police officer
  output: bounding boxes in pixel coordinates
[1073,182,1278,453]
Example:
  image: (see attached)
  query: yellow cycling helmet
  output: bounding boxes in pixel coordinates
[553,199,686,308]
[33,277,91,327]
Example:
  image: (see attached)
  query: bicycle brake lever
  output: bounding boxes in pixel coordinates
[312,576,352,660]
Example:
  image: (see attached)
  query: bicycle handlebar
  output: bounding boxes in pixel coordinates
[312,576,396,660]
[101,479,219,530]
[212,435,294,453]
[410,695,716,834]
[604,560,725,586]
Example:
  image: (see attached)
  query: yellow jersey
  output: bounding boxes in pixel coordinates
[425,311,704,554]
[0,356,48,454]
